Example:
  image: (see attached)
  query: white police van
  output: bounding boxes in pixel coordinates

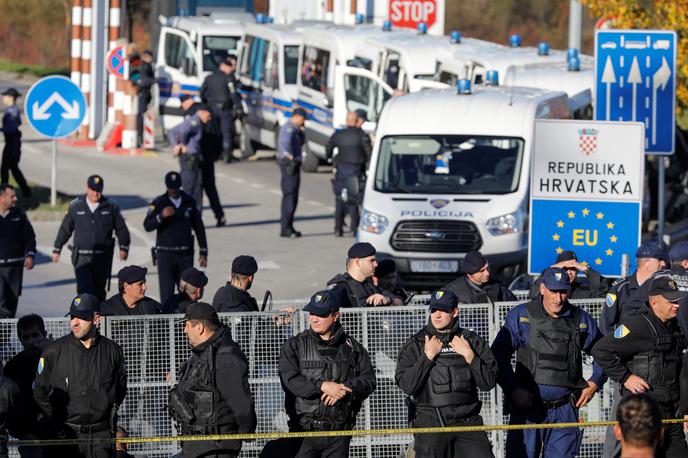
[156,13,253,130]
[358,82,572,289]
[236,22,302,157]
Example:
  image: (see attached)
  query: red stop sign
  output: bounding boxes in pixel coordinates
[389,0,437,30]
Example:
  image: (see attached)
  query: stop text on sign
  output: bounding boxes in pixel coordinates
[389,0,437,29]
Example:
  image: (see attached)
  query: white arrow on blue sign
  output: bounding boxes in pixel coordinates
[594,30,676,154]
[25,75,86,139]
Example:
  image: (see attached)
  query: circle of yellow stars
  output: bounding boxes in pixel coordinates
[552,208,617,266]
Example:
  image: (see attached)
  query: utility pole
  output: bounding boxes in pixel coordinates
[568,0,583,51]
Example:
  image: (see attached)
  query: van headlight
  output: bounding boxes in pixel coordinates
[360,209,389,234]
[486,210,524,236]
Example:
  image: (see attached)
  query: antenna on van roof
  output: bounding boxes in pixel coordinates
[506,66,515,106]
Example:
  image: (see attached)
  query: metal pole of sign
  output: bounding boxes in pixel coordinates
[658,158,666,243]
[50,140,57,207]
[621,253,630,277]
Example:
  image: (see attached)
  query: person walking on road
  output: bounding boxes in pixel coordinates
[1,88,31,197]
[0,183,35,317]
[277,108,306,238]
[201,57,237,163]
[52,175,130,301]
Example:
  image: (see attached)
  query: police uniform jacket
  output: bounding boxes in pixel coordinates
[325,126,372,169]
[395,319,497,421]
[600,271,652,335]
[664,267,688,335]
[491,300,606,403]
[33,332,127,426]
[0,375,23,457]
[0,207,36,266]
[200,71,233,109]
[529,267,609,301]
[4,350,40,432]
[143,191,207,256]
[1,105,21,137]
[163,292,194,314]
[680,353,688,415]
[592,309,686,405]
[100,293,161,316]
[279,322,376,428]
[278,122,304,161]
[168,114,204,157]
[212,283,258,313]
[445,275,516,304]
[137,60,155,95]
[327,273,393,308]
[53,196,130,259]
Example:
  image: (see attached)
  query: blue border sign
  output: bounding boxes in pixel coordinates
[25,75,86,139]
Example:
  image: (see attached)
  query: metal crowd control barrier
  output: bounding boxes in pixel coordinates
[0,297,608,457]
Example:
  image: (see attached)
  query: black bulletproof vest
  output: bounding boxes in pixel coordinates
[517,301,587,390]
[295,332,355,422]
[626,313,686,404]
[341,276,376,308]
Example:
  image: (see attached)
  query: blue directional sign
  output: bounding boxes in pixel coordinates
[595,30,676,154]
[25,75,86,138]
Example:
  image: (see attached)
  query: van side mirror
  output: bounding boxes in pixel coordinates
[180,57,195,76]
[323,97,333,109]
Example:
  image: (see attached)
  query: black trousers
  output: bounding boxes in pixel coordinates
[279,160,300,233]
[413,413,494,458]
[74,255,111,302]
[210,105,234,155]
[334,196,359,234]
[0,265,22,318]
[157,250,193,306]
[1,133,31,196]
[201,159,225,220]
[295,436,351,458]
[137,91,152,145]
[181,441,239,458]
[180,166,203,212]
[43,429,112,458]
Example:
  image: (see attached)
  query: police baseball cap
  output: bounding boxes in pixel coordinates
[87,175,104,192]
[355,109,368,122]
[428,289,458,313]
[179,302,221,324]
[292,107,307,118]
[181,267,208,288]
[303,289,342,316]
[347,242,376,259]
[117,265,147,283]
[67,293,100,320]
[165,171,182,190]
[556,250,578,263]
[179,94,193,103]
[231,255,258,276]
[2,88,19,98]
[636,241,666,259]
[541,267,571,291]
[669,241,688,262]
[648,275,686,302]
[461,251,487,274]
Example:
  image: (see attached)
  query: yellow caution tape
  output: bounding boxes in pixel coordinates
[9,418,688,447]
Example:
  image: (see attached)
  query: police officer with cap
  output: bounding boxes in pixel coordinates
[34,293,127,458]
[101,265,161,316]
[665,241,688,334]
[0,183,36,317]
[396,289,497,457]
[325,110,372,237]
[277,108,306,237]
[163,267,207,314]
[491,267,606,457]
[144,171,208,306]
[593,276,688,458]
[53,175,131,301]
[169,302,256,457]
[212,255,259,312]
[445,250,516,304]
[327,242,399,307]
[279,288,376,456]
[600,241,667,335]
[530,250,609,301]
[200,57,237,162]
[1,87,31,197]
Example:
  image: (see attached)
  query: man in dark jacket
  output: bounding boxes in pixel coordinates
[169,302,256,457]
[445,250,515,304]
[200,57,236,161]
[529,250,609,301]
[101,265,161,316]
[0,363,23,458]
[34,293,127,458]
[396,289,497,457]
[163,267,207,314]
[136,50,156,146]
[213,255,259,312]
[279,288,376,457]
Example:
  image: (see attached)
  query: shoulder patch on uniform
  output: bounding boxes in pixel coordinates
[37,357,45,374]
[579,322,588,329]
[519,316,529,323]
[190,119,199,127]
[614,324,630,339]
[147,204,155,214]
[69,197,80,206]
[605,293,617,307]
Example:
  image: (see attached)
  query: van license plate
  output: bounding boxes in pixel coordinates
[410,260,459,273]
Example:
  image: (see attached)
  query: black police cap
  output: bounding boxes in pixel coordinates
[355,109,368,122]
[556,250,577,263]
[648,275,686,302]
[66,293,100,320]
[117,265,147,283]
[1,88,19,98]
[179,94,193,103]
[461,250,487,274]
[428,289,458,313]
[87,175,104,192]
[179,302,220,324]
[636,241,666,259]
[181,267,208,288]
[232,255,258,276]
[303,289,342,316]
[347,242,376,259]
[292,107,307,118]
[165,171,182,190]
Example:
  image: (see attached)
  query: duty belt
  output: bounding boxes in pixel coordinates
[76,249,108,255]
[65,421,110,434]
[0,257,24,264]
[299,418,352,431]
[156,246,193,252]
[541,396,570,409]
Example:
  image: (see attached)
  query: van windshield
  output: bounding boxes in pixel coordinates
[284,46,299,84]
[375,135,524,195]
[203,35,240,71]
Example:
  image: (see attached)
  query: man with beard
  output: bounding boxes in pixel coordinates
[445,250,515,304]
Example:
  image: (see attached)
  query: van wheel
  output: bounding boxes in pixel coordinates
[239,121,256,159]
[301,144,320,173]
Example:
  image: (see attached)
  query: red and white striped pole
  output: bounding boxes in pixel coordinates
[107,0,121,123]
[70,0,82,90]
[80,0,93,138]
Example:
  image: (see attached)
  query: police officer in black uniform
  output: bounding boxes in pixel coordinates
[600,241,666,335]
[136,50,156,146]
[325,110,372,237]
[1,88,31,197]
[52,175,130,301]
[212,255,259,312]
[664,241,688,334]
[278,108,307,238]
[279,288,376,457]
[100,265,161,316]
[396,289,497,457]
[445,250,516,304]
[163,267,207,314]
[34,293,127,458]
[144,171,208,306]
[201,57,236,162]
[0,183,35,317]
[592,276,688,458]
[0,360,23,458]
[169,302,257,457]
[529,250,610,300]
[327,242,399,307]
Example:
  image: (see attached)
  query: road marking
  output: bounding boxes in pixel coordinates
[258,260,281,270]
[128,225,156,247]
[217,172,227,178]
[250,183,262,189]
[269,189,281,195]
[232,177,246,183]
[306,200,323,207]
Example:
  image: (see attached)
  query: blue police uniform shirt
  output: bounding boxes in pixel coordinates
[277,121,304,161]
[167,114,203,156]
[492,301,606,401]
[1,105,21,134]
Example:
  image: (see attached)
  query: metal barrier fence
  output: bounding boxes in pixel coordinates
[0,297,610,457]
